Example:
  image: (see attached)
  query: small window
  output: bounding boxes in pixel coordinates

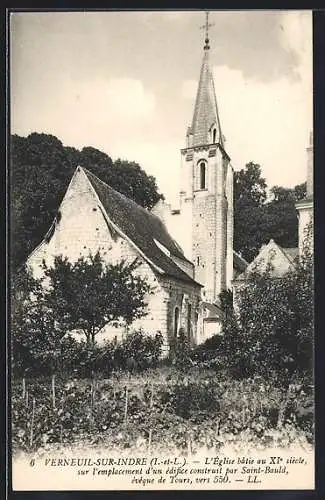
[213,128,217,143]
[200,162,206,189]
[197,256,200,266]
[174,307,180,337]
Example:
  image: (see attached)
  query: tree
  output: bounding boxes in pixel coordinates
[39,252,152,344]
[10,133,164,269]
[261,185,301,249]
[11,265,67,376]
[234,162,268,262]
[234,162,306,262]
[221,228,314,383]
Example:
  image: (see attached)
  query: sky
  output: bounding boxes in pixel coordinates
[10,10,313,205]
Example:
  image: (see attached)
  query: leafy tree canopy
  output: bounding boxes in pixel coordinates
[234,162,307,262]
[38,252,153,344]
[221,229,313,382]
[10,133,164,268]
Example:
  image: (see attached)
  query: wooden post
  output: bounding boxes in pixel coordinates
[51,374,56,410]
[187,436,192,458]
[148,428,152,454]
[90,380,94,424]
[150,384,154,409]
[26,390,29,407]
[216,418,221,437]
[22,378,26,399]
[29,397,35,448]
[124,386,128,425]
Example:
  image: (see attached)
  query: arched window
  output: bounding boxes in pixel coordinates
[213,128,217,143]
[187,303,192,339]
[200,162,206,189]
[174,307,179,337]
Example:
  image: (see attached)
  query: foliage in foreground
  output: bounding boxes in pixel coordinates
[216,234,314,384]
[12,369,314,455]
[11,252,156,375]
[40,252,152,344]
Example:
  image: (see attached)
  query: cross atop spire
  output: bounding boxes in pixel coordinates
[200,11,215,50]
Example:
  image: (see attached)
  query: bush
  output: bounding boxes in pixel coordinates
[115,329,164,373]
[169,328,192,370]
[190,334,224,365]
[219,240,314,384]
[12,322,164,378]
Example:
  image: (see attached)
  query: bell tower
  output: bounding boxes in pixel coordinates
[179,12,233,303]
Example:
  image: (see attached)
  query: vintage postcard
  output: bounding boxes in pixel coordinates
[9,9,314,492]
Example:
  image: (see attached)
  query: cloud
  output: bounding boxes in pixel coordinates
[68,77,156,125]
[200,10,311,83]
[278,11,312,91]
[212,64,312,188]
[11,76,156,151]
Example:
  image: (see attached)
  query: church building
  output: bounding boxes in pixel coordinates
[26,19,245,348]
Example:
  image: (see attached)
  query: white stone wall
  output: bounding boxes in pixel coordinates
[27,168,170,345]
[161,277,201,346]
[226,162,234,290]
[298,205,313,255]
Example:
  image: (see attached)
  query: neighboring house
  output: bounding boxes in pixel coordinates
[233,130,313,306]
[232,239,298,307]
[296,131,314,255]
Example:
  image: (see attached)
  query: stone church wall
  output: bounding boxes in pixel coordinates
[160,276,202,346]
[26,168,177,347]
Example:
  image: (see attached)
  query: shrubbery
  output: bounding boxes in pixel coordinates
[214,236,314,385]
[12,329,164,378]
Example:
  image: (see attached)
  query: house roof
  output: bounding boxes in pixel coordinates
[234,240,298,282]
[281,247,299,264]
[202,301,223,320]
[82,167,201,286]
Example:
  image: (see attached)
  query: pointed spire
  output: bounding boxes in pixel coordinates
[189,12,223,148]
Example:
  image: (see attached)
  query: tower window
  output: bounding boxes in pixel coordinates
[213,128,217,143]
[174,307,180,338]
[197,256,200,266]
[200,162,206,189]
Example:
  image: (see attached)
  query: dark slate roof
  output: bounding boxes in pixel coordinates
[202,301,223,320]
[82,167,201,286]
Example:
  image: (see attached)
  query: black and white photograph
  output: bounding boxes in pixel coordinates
[8,9,314,491]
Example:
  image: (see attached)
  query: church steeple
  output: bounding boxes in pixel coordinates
[188,12,224,149]
[179,11,233,304]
